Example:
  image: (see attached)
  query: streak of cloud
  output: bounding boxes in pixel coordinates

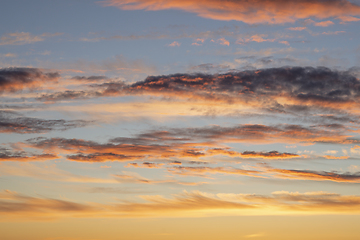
[101,0,360,24]
[0,32,62,46]
[0,111,91,134]
[2,190,360,220]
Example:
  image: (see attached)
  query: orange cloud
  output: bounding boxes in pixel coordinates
[287,27,307,31]
[125,162,164,168]
[0,151,59,162]
[192,38,205,46]
[168,41,181,47]
[217,38,230,46]
[168,166,263,178]
[338,15,360,23]
[101,0,360,24]
[314,20,334,27]
[2,190,360,220]
[113,172,205,185]
[0,162,118,183]
[266,167,360,183]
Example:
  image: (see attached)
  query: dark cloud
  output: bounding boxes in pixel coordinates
[71,75,108,82]
[129,67,359,104]
[0,111,91,134]
[25,136,187,162]
[36,67,360,125]
[37,81,125,101]
[67,153,138,162]
[240,151,299,158]
[0,147,58,162]
[37,90,102,101]
[0,67,59,93]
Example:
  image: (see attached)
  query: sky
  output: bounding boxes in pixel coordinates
[1,0,360,239]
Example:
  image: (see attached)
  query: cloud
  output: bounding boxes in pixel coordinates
[168,163,360,183]
[168,166,263,178]
[168,41,181,47]
[0,53,17,58]
[0,190,97,219]
[192,38,205,46]
[266,167,360,183]
[217,38,230,46]
[2,190,360,220]
[0,148,58,162]
[0,111,91,134]
[287,27,307,31]
[240,151,299,159]
[338,16,360,23]
[125,162,164,168]
[24,136,216,162]
[71,75,108,82]
[0,32,62,45]
[136,124,358,145]
[10,124,311,164]
[188,63,230,72]
[314,20,334,27]
[0,162,118,183]
[126,67,360,106]
[36,66,360,125]
[16,122,357,165]
[236,34,275,44]
[113,172,205,185]
[321,31,345,35]
[0,67,59,93]
[101,0,360,24]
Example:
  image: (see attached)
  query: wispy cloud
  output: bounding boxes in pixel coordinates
[0,162,117,183]
[2,190,360,220]
[0,32,62,45]
[0,111,91,134]
[101,0,360,24]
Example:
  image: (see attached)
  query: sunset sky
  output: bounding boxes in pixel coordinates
[1,1,360,239]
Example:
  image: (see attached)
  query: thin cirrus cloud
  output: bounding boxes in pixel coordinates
[134,124,358,145]
[266,167,360,183]
[0,162,118,183]
[101,0,360,24]
[1,190,360,220]
[168,165,360,183]
[0,162,202,185]
[0,110,91,134]
[0,32,62,46]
